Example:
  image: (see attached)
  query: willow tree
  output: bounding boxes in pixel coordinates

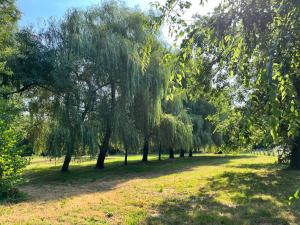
[23,2,144,170]
[133,42,170,162]
[37,7,116,170]
[7,10,102,171]
[8,1,166,170]
[176,114,193,157]
[73,2,157,169]
[45,9,105,170]
[113,101,141,165]
[187,99,224,154]
[158,113,192,159]
[161,88,194,157]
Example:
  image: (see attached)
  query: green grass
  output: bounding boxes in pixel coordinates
[0,154,300,225]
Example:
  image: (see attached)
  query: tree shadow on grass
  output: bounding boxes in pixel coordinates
[144,167,300,225]
[23,155,256,185]
[3,155,253,204]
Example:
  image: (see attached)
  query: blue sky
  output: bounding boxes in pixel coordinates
[17,0,221,27]
[17,0,155,27]
[17,0,221,43]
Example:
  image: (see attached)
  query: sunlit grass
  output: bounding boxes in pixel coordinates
[0,154,299,225]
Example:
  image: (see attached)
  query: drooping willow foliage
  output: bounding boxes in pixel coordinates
[40,1,168,169]
[159,88,194,156]
[45,98,99,159]
[187,100,223,152]
[133,41,170,161]
[158,113,193,158]
[2,0,228,173]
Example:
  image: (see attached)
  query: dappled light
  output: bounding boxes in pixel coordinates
[1,155,300,224]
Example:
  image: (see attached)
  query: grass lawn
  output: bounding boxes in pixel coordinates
[0,154,300,225]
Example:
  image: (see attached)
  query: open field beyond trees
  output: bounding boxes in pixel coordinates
[1,154,300,225]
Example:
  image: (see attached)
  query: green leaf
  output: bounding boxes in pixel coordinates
[291,105,295,112]
[294,190,299,199]
[182,52,187,60]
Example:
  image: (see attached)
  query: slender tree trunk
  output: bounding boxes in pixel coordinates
[290,79,300,169]
[96,108,112,169]
[158,143,162,161]
[96,146,106,169]
[124,148,128,165]
[96,82,115,169]
[180,149,185,158]
[142,138,149,162]
[61,135,73,171]
[289,137,300,170]
[96,132,110,169]
[61,154,71,172]
[189,149,193,157]
[169,147,174,159]
[61,96,73,172]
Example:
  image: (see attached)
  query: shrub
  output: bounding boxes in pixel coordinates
[0,99,28,200]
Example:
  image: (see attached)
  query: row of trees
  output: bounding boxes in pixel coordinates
[1,0,223,190]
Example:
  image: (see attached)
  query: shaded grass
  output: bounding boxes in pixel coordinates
[146,170,300,225]
[23,154,244,185]
[0,154,299,225]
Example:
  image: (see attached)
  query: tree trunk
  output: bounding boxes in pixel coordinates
[96,148,106,169]
[289,137,300,170]
[189,149,193,157]
[61,96,74,172]
[180,149,185,158]
[158,143,162,161]
[96,133,110,169]
[124,148,128,165]
[96,82,115,169]
[289,78,300,169]
[142,139,149,162]
[169,147,174,159]
[61,154,71,172]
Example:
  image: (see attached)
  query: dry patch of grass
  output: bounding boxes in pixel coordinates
[0,154,299,225]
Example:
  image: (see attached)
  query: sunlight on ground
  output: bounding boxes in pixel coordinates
[1,154,299,225]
